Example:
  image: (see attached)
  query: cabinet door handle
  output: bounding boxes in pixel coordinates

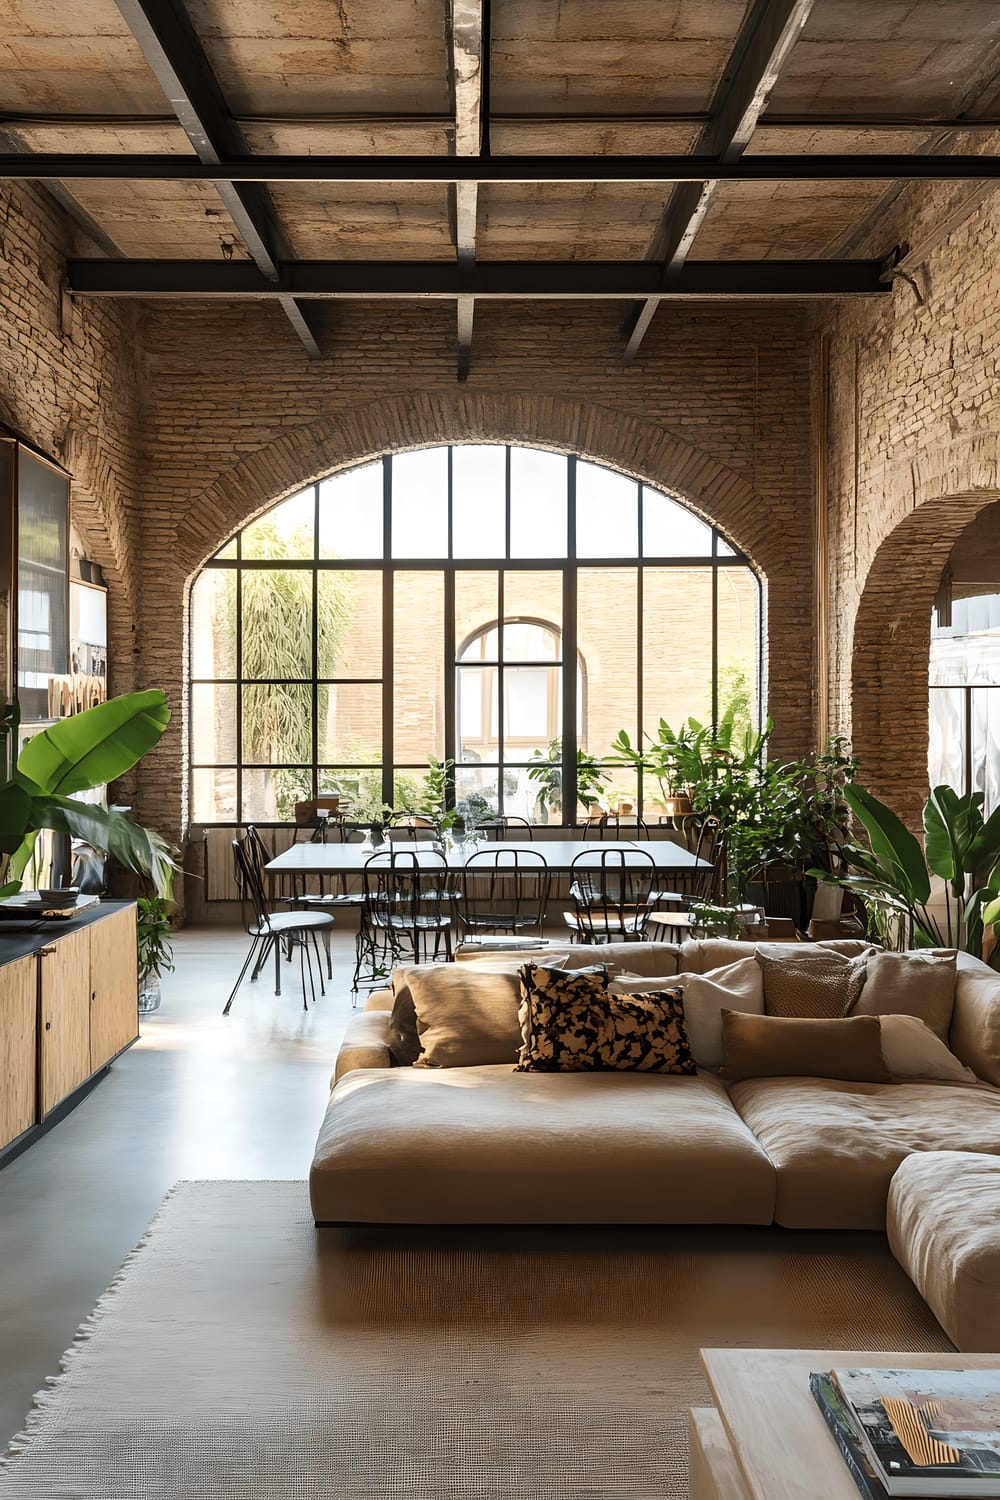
[44,1020,52,1031]
[39,945,56,957]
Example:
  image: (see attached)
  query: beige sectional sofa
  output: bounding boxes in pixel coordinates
[310,939,1000,1234]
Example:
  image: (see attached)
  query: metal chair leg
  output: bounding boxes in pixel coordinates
[224,932,264,1016]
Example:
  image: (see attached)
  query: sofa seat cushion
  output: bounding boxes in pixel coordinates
[887,1151,1000,1352]
[310,1066,776,1225]
[730,1076,1000,1230]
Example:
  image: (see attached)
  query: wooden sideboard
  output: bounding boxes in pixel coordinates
[0,900,138,1165]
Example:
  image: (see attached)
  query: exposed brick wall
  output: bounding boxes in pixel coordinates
[0,184,143,700]
[133,302,816,847]
[0,182,819,873]
[821,174,1000,824]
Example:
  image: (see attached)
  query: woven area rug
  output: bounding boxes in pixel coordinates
[1,1181,951,1498]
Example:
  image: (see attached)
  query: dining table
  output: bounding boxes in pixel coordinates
[265,837,711,878]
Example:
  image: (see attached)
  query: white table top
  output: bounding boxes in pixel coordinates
[266,837,710,876]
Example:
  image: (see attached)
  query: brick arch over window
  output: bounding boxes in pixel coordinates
[852,485,1000,828]
[173,392,770,575]
[166,387,802,744]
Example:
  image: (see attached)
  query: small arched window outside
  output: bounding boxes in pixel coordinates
[188,445,761,825]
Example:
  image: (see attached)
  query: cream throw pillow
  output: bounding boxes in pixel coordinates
[844,948,958,1043]
[409,967,523,1068]
[610,956,764,1069]
[879,1013,978,1083]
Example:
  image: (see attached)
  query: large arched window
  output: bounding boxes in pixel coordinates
[189,445,761,825]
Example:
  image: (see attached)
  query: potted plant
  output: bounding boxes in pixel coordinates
[0,692,177,900]
[811,782,1000,965]
[526,739,609,823]
[136,894,175,1013]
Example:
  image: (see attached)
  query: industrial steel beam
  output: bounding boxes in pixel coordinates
[66,258,890,299]
[5,152,998,183]
[623,0,816,362]
[111,0,321,358]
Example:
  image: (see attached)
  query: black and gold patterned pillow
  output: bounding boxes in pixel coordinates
[516,963,695,1074]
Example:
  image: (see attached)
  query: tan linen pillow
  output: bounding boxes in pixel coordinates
[612,957,764,1068]
[517,966,694,1075]
[879,1014,977,1083]
[844,948,958,1043]
[390,956,568,1066]
[409,966,523,1068]
[721,1011,891,1083]
[755,944,869,1019]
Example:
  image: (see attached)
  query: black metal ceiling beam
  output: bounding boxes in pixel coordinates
[111,0,320,359]
[66,258,889,300]
[9,110,1000,133]
[449,0,486,381]
[7,152,998,183]
[623,0,816,363]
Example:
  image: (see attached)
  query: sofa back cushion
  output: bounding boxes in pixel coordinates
[677,937,872,974]
[754,944,869,1019]
[950,955,1000,1085]
[721,1012,890,1083]
[409,966,524,1067]
[392,958,570,1066]
[843,948,957,1043]
[610,955,764,1069]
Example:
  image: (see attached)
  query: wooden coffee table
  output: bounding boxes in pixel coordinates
[690,1347,1000,1500]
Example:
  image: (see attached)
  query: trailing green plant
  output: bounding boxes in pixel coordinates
[811,782,1000,966]
[526,739,609,819]
[0,693,178,900]
[136,895,175,981]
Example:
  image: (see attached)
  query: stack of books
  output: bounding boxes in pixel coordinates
[810,1367,1000,1498]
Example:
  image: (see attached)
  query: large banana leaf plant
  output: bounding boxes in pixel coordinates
[0,691,177,900]
[811,782,1000,966]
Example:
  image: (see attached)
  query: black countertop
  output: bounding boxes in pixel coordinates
[0,898,135,966]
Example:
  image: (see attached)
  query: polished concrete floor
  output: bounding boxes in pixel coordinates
[0,925,363,1449]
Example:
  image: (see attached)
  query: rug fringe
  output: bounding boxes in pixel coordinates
[1,1180,192,1467]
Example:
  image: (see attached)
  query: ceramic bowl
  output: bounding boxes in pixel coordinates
[37,887,79,908]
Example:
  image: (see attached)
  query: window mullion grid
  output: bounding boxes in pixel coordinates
[311,481,320,799]
[636,560,644,819]
[444,569,456,810]
[711,530,719,732]
[382,457,394,811]
[235,561,243,822]
[562,456,577,827]
[497,569,505,815]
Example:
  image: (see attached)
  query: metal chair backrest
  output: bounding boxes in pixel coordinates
[461,848,548,933]
[362,848,452,927]
[232,836,271,930]
[387,816,439,843]
[569,847,657,940]
[582,812,649,840]
[479,815,534,842]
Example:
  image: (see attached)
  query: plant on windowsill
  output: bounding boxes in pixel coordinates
[526,739,609,823]
[0,692,178,901]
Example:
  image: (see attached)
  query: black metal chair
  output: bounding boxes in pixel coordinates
[224,835,334,1015]
[352,849,457,996]
[283,820,368,975]
[563,847,658,944]
[581,812,650,840]
[479,815,534,841]
[644,818,728,942]
[460,848,549,938]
